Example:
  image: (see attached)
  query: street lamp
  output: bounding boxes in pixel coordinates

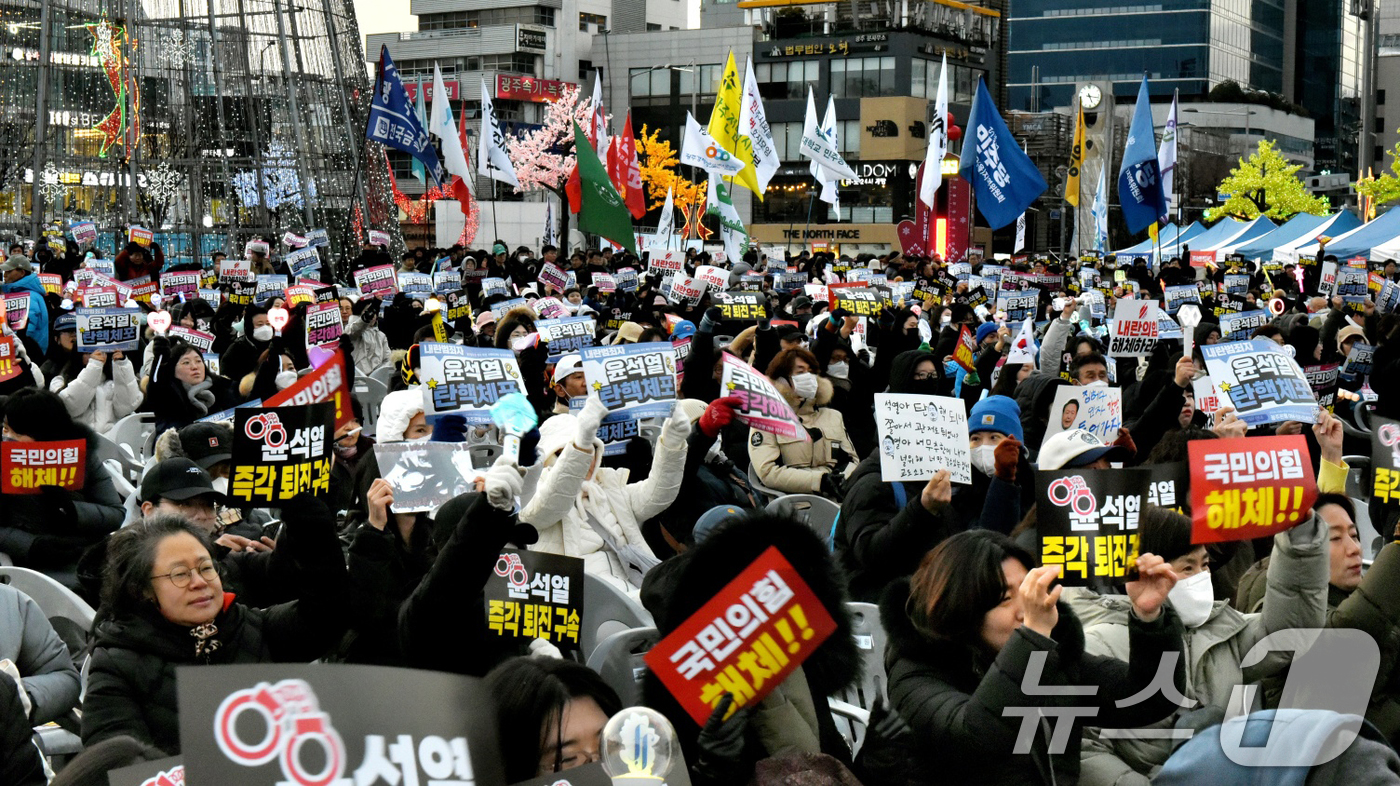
[629,63,698,121]
[1183,106,1258,151]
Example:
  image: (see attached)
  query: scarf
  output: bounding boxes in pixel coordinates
[183,378,215,414]
[190,621,221,661]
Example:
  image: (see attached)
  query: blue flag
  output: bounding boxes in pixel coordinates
[367,46,446,187]
[1118,76,1168,234]
[958,78,1046,230]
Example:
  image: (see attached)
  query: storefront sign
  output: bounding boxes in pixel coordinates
[496,74,572,103]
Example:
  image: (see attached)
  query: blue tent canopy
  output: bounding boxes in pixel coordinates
[1314,208,1400,260]
[1234,212,1361,261]
[1161,218,1245,257]
[1115,221,1207,259]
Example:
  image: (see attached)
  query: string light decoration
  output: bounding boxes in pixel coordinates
[155,29,194,68]
[231,139,317,212]
[85,20,140,159]
[144,161,185,206]
[36,163,67,205]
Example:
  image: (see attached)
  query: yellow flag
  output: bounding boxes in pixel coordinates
[1065,104,1084,207]
[1148,222,1159,242]
[707,52,761,198]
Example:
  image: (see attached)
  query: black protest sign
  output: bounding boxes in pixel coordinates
[485,549,586,650]
[954,285,989,309]
[713,290,770,321]
[229,403,333,504]
[312,285,339,304]
[107,756,184,786]
[1305,363,1340,413]
[509,762,611,786]
[829,285,882,317]
[1142,461,1190,515]
[176,664,506,786]
[1374,415,1400,507]
[444,289,472,322]
[229,279,256,306]
[1035,467,1152,587]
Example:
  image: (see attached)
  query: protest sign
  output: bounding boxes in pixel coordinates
[88,258,115,278]
[696,265,730,290]
[107,757,184,786]
[485,549,585,650]
[615,267,639,292]
[228,280,256,306]
[829,285,882,317]
[80,285,119,308]
[952,324,977,371]
[176,664,506,786]
[509,762,611,786]
[305,302,343,348]
[282,230,307,248]
[419,344,527,423]
[254,274,286,305]
[284,285,316,307]
[128,280,158,305]
[1304,363,1340,413]
[490,297,527,319]
[432,271,460,295]
[570,395,644,456]
[1157,313,1183,341]
[805,282,830,305]
[218,259,252,284]
[1373,416,1400,505]
[70,221,97,245]
[284,246,320,278]
[0,336,22,383]
[645,545,837,725]
[229,403,332,504]
[713,290,769,321]
[482,277,510,299]
[374,442,485,514]
[649,248,685,273]
[1,439,86,494]
[37,273,61,295]
[997,289,1040,322]
[1108,299,1159,357]
[160,272,200,301]
[955,286,991,310]
[302,228,327,248]
[1219,309,1270,342]
[167,326,215,354]
[669,273,706,306]
[1224,273,1250,295]
[1341,342,1375,381]
[263,349,352,430]
[533,297,569,320]
[353,264,398,296]
[1202,338,1317,425]
[199,288,222,309]
[538,316,596,361]
[581,343,677,420]
[1035,467,1150,587]
[1378,280,1400,314]
[1188,435,1316,544]
[200,269,218,289]
[442,290,472,323]
[77,307,140,352]
[593,272,616,293]
[720,354,808,441]
[601,306,634,331]
[4,292,28,331]
[538,262,570,291]
[1042,385,1123,445]
[1143,462,1189,515]
[874,393,971,484]
[1081,289,1107,320]
[128,225,153,247]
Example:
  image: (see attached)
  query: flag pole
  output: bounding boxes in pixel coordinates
[802,189,817,256]
[491,180,501,245]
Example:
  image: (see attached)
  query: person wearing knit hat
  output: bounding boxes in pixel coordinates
[974,321,999,350]
[1337,324,1365,357]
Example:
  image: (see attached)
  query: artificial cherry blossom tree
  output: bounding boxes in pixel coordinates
[507,84,609,248]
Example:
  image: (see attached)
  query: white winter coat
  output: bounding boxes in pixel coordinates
[49,357,142,435]
[521,428,685,596]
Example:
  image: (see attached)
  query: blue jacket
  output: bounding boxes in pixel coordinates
[2,273,49,351]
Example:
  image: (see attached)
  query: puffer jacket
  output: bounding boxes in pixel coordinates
[1,272,49,352]
[520,420,686,596]
[345,315,392,375]
[1066,513,1328,786]
[882,577,1186,786]
[748,376,858,495]
[49,355,142,434]
[0,583,80,725]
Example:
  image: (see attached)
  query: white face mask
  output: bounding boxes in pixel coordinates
[826,361,849,380]
[1086,379,1109,388]
[792,372,819,400]
[1167,570,1214,628]
[970,444,997,476]
[274,370,298,390]
[210,477,229,495]
[252,325,274,342]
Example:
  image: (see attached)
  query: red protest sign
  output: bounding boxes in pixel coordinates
[953,324,976,372]
[1188,435,1317,544]
[0,336,21,384]
[1189,250,1216,268]
[262,349,353,429]
[645,546,837,726]
[2,439,86,494]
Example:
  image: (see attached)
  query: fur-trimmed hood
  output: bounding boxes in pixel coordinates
[772,374,834,414]
[879,575,1088,687]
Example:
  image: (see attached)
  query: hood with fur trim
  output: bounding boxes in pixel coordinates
[772,374,834,414]
[376,387,426,443]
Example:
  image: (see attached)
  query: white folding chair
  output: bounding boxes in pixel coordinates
[369,364,397,388]
[747,462,784,503]
[106,412,155,464]
[354,376,390,437]
[585,626,660,707]
[767,494,841,548]
[579,572,655,663]
[828,601,888,755]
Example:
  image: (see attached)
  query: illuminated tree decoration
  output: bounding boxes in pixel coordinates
[36,162,66,205]
[231,139,317,211]
[144,161,185,207]
[85,21,140,159]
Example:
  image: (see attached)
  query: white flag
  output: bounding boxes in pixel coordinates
[814,95,841,212]
[1007,316,1038,366]
[919,55,949,208]
[1014,212,1026,253]
[544,200,557,247]
[590,70,609,154]
[709,172,749,264]
[680,111,745,176]
[1158,89,1178,212]
[430,65,471,181]
[739,57,780,193]
[1093,165,1108,253]
[477,78,520,187]
[656,185,675,240]
[799,87,855,180]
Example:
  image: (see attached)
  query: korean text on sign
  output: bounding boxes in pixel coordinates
[829,285,882,317]
[875,393,972,484]
[229,404,333,504]
[538,316,596,361]
[1371,416,1400,505]
[419,344,527,423]
[1109,299,1159,357]
[1,439,86,495]
[1035,467,1151,587]
[580,343,677,420]
[714,291,770,321]
[76,307,141,352]
[720,353,809,442]
[485,549,585,648]
[305,302,343,348]
[645,546,837,725]
[0,336,21,383]
[353,264,399,296]
[1201,338,1318,426]
[1187,435,1317,544]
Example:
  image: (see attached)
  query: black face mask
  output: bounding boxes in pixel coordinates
[908,378,939,395]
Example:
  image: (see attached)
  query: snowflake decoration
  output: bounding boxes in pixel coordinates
[156,29,195,67]
[144,161,185,206]
[231,139,316,210]
[36,162,66,204]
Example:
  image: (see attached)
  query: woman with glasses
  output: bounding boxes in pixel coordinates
[81,494,349,753]
[144,337,240,434]
[485,656,622,782]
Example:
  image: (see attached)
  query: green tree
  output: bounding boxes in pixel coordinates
[1354,140,1400,206]
[1205,139,1330,221]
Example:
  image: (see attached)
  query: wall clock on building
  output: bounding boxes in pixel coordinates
[1078,84,1102,110]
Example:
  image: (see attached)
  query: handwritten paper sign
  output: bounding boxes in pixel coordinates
[1188,435,1316,544]
[1,439,86,494]
[874,393,971,484]
[720,354,808,441]
[418,344,527,423]
[1202,338,1317,426]
[1042,385,1123,445]
[1035,467,1151,586]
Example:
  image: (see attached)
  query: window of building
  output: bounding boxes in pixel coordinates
[630,67,671,97]
[421,7,555,29]
[1378,117,1387,133]
[678,63,723,96]
[646,23,661,30]
[910,59,981,103]
[830,56,896,98]
[1377,146,1386,163]
[754,60,820,100]
[464,54,539,75]
[1379,89,1387,106]
[579,12,607,31]
[580,60,596,80]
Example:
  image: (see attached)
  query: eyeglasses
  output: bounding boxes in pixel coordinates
[912,372,937,380]
[152,562,219,589]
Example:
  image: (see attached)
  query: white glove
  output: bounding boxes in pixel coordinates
[661,404,692,446]
[575,395,608,449]
[483,456,524,512]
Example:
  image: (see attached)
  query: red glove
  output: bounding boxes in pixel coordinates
[1112,427,1137,460]
[993,437,1022,483]
[699,396,743,438]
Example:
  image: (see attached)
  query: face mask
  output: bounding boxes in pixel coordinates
[1167,570,1214,628]
[333,442,359,460]
[404,434,432,444]
[1086,379,1109,388]
[941,313,952,325]
[792,372,819,399]
[210,477,229,495]
[909,378,940,396]
[826,361,849,380]
[252,325,274,342]
[971,444,997,476]
[274,370,298,390]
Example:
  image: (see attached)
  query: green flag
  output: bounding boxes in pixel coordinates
[573,121,638,256]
